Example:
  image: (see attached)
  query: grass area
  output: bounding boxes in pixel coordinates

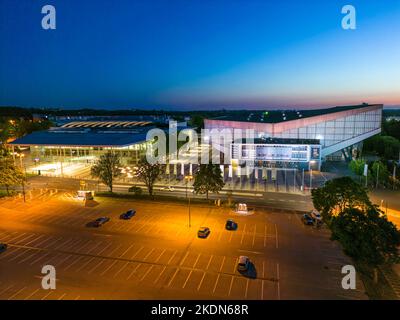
[356,263,399,300]
[0,190,18,198]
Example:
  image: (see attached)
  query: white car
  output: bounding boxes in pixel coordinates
[310,209,322,221]
[237,256,250,272]
[160,186,175,191]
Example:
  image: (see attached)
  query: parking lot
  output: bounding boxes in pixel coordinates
[0,191,367,300]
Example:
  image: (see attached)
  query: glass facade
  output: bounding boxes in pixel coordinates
[271,108,382,149]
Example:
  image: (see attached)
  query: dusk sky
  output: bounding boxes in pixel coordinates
[0,0,399,110]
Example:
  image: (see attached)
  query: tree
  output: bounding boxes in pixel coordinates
[135,158,161,199]
[330,207,400,283]
[311,177,372,224]
[193,164,225,200]
[370,160,390,188]
[90,151,121,192]
[0,154,24,196]
[349,159,366,176]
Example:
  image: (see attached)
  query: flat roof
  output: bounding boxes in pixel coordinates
[209,104,382,124]
[236,137,320,145]
[9,130,148,147]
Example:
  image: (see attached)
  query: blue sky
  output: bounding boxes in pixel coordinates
[0,0,399,110]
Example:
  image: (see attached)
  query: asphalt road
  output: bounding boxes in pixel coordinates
[0,191,366,300]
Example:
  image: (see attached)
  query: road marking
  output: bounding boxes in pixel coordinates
[24,288,40,300]
[261,281,264,300]
[7,286,26,300]
[53,237,76,250]
[205,255,213,270]
[228,276,234,296]
[212,274,220,294]
[24,234,46,247]
[7,232,27,243]
[154,249,166,263]
[245,279,249,299]
[153,266,166,284]
[167,268,180,287]
[87,259,105,274]
[119,244,135,258]
[143,248,155,261]
[58,293,67,300]
[275,224,279,249]
[192,253,201,268]
[277,263,281,300]
[131,246,144,259]
[252,225,256,247]
[5,248,30,262]
[100,260,119,276]
[0,284,14,297]
[29,251,52,266]
[127,263,142,280]
[263,261,265,278]
[229,232,233,243]
[182,270,193,288]
[63,256,84,271]
[113,261,130,278]
[180,251,190,266]
[41,291,53,300]
[219,256,226,272]
[140,265,154,281]
[264,225,267,247]
[197,273,206,291]
[240,224,247,245]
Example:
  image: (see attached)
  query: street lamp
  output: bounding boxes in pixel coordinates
[184,175,193,227]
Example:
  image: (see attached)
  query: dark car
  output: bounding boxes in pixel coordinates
[91,217,110,227]
[197,227,210,238]
[225,219,238,230]
[0,243,7,253]
[301,213,314,226]
[120,209,136,220]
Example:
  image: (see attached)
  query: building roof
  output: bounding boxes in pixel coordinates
[236,137,320,145]
[9,129,148,147]
[209,104,381,124]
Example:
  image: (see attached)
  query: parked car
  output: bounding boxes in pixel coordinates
[197,227,210,238]
[160,186,175,192]
[120,209,136,220]
[310,209,322,222]
[0,243,7,253]
[301,213,314,226]
[225,219,238,230]
[91,217,110,227]
[237,256,250,272]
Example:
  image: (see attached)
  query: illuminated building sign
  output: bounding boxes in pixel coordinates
[231,143,321,162]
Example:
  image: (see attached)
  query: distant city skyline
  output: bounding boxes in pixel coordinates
[1,0,399,110]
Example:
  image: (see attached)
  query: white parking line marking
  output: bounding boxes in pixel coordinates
[58,293,67,300]
[63,256,84,271]
[166,251,177,265]
[264,225,267,247]
[167,268,180,287]
[6,286,26,300]
[252,225,256,247]
[140,265,154,281]
[180,251,190,266]
[228,276,234,296]
[261,281,264,300]
[131,246,144,259]
[100,260,118,276]
[127,263,142,280]
[212,274,220,294]
[113,261,130,278]
[277,263,281,300]
[29,251,51,266]
[153,266,166,284]
[240,224,247,244]
[86,259,104,274]
[119,244,135,258]
[205,255,213,270]
[275,224,279,249]
[24,288,40,300]
[0,284,14,296]
[154,249,166,263]
[245,279,249,299]
[197,272,206,291]
[8,248,32,262]
[182,270,193,288]
[143,248,155,261]
[219,256,226,272]
[192,253,201,268]
[41,291,53,300]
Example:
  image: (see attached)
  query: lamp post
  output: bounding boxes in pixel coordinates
[184,174,193,227]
